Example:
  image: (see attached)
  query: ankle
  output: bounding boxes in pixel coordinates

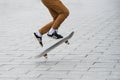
[48,28,57,35]
[35,32,42,37]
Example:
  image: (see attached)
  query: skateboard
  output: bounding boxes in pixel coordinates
[35,31,74,58]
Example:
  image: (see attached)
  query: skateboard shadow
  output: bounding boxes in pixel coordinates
[35,60,59,66]
[35,60,79,66]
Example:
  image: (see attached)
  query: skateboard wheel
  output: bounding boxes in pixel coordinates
[65,40,70,45]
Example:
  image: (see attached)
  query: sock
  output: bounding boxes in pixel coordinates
[36,31,42,37]
[48,28,56,35]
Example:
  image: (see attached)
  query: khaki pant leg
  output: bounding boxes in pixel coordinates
[40,0,69,34]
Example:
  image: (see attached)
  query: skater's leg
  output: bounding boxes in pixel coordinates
[38,9,58,35]
[50,0,69,29]
[39,0,59,35]
[41,0,69,29]
[39,21,54,35]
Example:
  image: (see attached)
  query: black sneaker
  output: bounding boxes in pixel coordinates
[47,31,63,39]
[34,33,43,47]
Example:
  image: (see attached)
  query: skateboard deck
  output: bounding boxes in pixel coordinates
[35,31,74,58]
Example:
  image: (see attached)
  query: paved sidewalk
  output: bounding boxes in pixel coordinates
[0,0,120,80]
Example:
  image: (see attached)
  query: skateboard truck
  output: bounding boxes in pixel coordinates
[65,40,70,45]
